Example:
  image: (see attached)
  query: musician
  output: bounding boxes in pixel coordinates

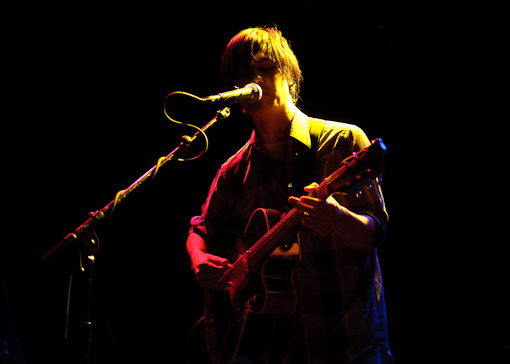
[186,26,392,364]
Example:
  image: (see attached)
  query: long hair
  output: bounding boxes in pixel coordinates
[221,26,302,105]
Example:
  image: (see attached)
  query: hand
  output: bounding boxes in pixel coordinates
[191,252,233,291]
[288,182,377,249]
[288,182,348,237]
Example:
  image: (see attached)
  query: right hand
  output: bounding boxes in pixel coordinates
[191,252,234,291]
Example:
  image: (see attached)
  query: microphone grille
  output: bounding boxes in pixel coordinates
[247,82,262,102]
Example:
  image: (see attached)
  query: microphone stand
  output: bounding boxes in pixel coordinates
[41,106,231,364]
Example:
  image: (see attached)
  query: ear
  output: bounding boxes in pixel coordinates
[288,81,298,104]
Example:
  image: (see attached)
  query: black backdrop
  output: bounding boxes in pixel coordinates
[3,1,508,363]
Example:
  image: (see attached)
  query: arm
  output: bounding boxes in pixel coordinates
[297,123,387,250]
[187,232,233,290]
[288,183,377,251]
[186,161,237,290]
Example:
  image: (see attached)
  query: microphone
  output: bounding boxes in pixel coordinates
[203,82,262,104]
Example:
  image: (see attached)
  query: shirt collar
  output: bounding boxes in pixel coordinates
[289,108,312,149]
[247,109,311,149]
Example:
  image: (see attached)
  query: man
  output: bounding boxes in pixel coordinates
[186,26,392,363]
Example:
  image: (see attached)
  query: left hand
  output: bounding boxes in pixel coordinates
[288,182,348,237]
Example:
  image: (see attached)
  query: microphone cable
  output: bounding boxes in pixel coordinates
[163,90,210,162]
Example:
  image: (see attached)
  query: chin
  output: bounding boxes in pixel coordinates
[242,98,271,114]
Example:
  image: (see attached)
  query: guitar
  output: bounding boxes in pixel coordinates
[203,138,387,364]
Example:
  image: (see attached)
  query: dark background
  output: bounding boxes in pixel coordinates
[2,1,507,363]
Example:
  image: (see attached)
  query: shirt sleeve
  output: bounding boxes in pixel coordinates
[319,122,389,247]
[189,165,231,246]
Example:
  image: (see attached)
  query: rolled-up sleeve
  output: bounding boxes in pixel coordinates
[319,122,388,247]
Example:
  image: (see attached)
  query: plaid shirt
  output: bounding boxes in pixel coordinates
[190,110,390,363]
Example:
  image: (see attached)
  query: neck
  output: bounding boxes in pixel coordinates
[249,103,296,144]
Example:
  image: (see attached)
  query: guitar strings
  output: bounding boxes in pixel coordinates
[219,145,378,284]
[220,208,301,282]
[220,181,330,283]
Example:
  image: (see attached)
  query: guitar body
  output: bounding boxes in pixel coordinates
[204,208,300,364]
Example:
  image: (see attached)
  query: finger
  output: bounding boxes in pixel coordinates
[203,261,227,271]
[298,195,324,207]
[295,198,328,219]
[301,196,341,217]
[288,195,304,210]
[288,195,299,204]
[222,260,234,270]
[303,182,319,193]
[208,256,233,270]
[289,197,315,215]
[289,194,320,208]
[204,262,233,276]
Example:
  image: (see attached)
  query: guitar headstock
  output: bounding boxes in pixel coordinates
[326,138,387,194]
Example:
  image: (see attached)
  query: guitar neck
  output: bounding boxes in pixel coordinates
[220,138,386,283]
[227,176,334,275]
[244,208,301,267]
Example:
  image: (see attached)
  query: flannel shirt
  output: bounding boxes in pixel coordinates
[190,109,390,363]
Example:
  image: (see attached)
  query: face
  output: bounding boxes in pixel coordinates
[238,50,293,115]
